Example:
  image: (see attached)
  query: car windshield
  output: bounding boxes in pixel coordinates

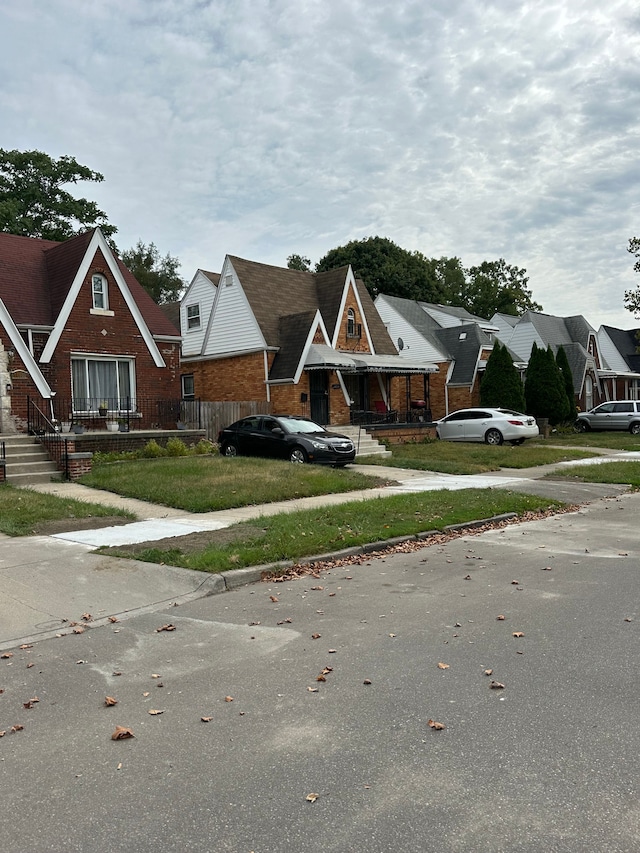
[278,417,325,434]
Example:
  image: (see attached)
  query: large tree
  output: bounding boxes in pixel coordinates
[316,236,446,302]
[121,241,185,304]
[480,340,526,411]
[624,237,640,317]
[0,148,117,243]
[460,259,542,318]
[286,253,311,271]
[315,236,541,318]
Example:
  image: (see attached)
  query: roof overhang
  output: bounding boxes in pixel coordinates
[350,353,438,374]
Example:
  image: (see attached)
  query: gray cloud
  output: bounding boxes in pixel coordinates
[1,0,639,328]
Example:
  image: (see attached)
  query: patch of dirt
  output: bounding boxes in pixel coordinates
[33,516,133,535]
[100,523,269,556]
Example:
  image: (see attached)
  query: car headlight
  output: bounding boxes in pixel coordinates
[310,440,327,450]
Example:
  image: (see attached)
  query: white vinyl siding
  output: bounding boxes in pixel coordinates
[597,328,631,372]
[180,270,217,356]
[375,295,447,362]
[203,263,264,356]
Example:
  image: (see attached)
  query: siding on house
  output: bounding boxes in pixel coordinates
[202,261,265,356]
[375,295,447,362]
[181,270,218,357]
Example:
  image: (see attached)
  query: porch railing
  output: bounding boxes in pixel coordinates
[32,397,202,433]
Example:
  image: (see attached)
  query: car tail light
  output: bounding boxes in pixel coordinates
[507,419,524,426]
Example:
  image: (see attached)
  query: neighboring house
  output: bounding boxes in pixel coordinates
[492,310,602,411]
[179,257,437,425]
[0,229,181,433]
[597,326,640,401]
[375,295,504,417]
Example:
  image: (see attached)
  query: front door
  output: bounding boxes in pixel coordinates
[309,370,329,425]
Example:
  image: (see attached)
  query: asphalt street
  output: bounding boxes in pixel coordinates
[1,485,639,852]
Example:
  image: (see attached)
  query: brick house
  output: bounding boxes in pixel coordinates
[179,256,437,425]
[0,228,181,433]
[375,294,508,418]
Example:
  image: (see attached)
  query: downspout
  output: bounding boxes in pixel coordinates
[445,361,455,416]
[263,351,271,402]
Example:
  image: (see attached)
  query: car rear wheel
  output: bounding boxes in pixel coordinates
[485,428,503,445]
[573,419,589,433]
[630,422,640,435]
[289,446,308,464]
[221,442,238,457]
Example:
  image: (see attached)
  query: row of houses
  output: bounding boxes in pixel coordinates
[0,226,639,437]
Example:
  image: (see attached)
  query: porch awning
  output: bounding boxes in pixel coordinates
[304,345,438,375]
[304,344,358,371]
[351,353,438,374]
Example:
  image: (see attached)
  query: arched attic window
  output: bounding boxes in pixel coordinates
[347,308,361,338]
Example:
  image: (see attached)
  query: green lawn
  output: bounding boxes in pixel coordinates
[0,485,134,536]
[78,455,390,512]
[101,489,565,573]
[541,431,640,451]
[547,460,640,489]
[359,439,599,475]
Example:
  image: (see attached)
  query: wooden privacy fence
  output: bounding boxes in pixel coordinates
[181,400,273,442]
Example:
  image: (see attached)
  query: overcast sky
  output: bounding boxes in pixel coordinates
[1,0,639,329]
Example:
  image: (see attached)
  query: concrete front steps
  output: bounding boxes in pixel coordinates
[333,424,392,458]
[0,433,59,486]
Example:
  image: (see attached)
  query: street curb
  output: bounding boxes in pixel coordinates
[216,513,522,587]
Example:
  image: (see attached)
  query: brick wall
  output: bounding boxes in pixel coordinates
[191,351,270,401]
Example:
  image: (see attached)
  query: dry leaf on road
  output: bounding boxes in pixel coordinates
[428,719,445,730]
[437,662,450,670]
[111,726,134,740]
[104,696,118,707]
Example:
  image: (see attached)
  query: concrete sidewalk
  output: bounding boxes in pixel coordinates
[1,451,634,650]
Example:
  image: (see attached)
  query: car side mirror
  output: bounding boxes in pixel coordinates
[272,427,284,436]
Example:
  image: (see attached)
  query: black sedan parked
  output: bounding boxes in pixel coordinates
[217,415,356,466]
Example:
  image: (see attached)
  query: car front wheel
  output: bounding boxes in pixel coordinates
[485,428,504,445]
[630,422,640,435]
[573,419,589,433]
[289,446,308,464]
[221,442,238,457]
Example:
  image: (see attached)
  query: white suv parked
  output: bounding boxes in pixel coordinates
[574,401,640,434]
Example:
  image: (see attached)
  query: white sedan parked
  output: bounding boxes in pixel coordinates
[435,408,539,445]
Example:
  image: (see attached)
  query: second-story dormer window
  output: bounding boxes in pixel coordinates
[92,274,108,310]
[187,304,201,330]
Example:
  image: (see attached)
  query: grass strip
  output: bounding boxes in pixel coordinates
[79,456,390,511]
[360,441,598,475]
[101,489,565,573]
[0,485,134,536]
[547,460,640,489]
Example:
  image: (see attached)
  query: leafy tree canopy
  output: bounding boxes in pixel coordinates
[461,259,542,318]
[316,236,446,303]
[624,237,640,318]
[314,236,541,317]
[0,148,117,243]
[121,240,185,304]
[287,253,311,271]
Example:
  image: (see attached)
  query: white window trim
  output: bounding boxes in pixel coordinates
[186,303,201,330]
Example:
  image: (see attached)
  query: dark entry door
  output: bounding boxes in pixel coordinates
[309,370,329,424]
